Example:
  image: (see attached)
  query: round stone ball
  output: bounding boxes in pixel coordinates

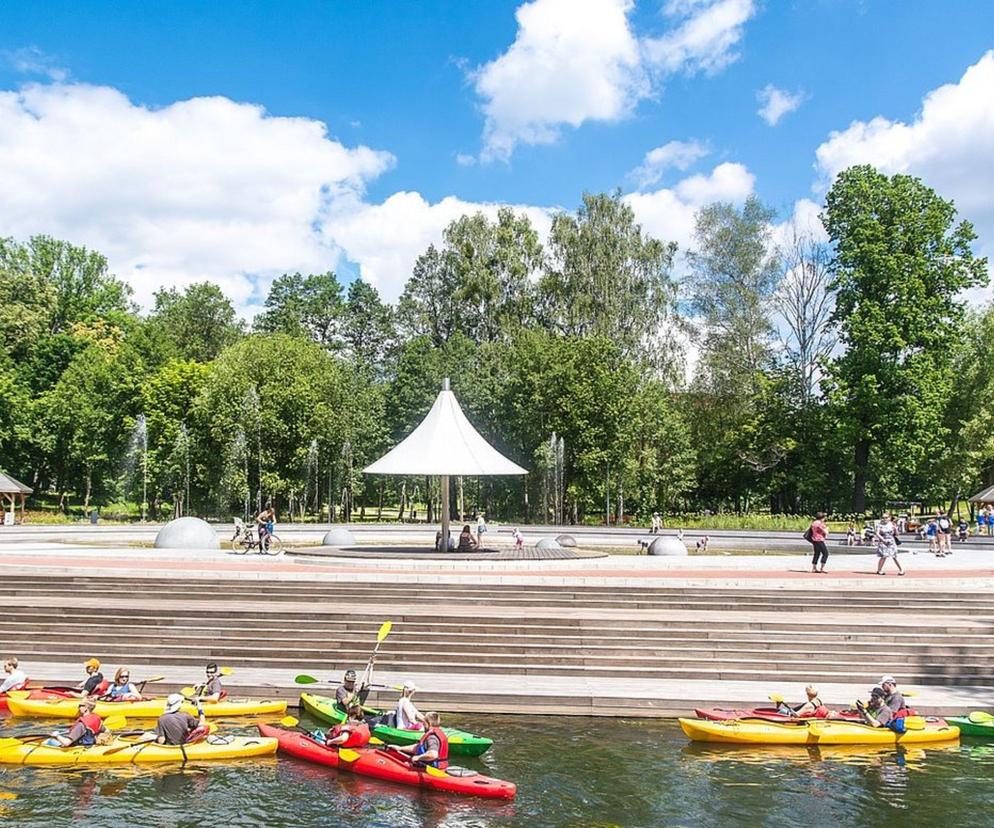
[648,536,688,556]
[535,537,562,550]
[154,517,220,550]
[555,534,577,547]
[322,527,357,548]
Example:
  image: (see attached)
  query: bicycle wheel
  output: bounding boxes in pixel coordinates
[231,535,247,553]
[264,534,284,555]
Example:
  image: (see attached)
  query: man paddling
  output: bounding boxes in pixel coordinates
[141,693,209,746]
[197,663,225,703]
[335,669,372,713]
[324,703,371,748]
[394,711,448,769]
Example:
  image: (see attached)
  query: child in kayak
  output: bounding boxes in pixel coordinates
[323,703,371,748]
[0,656,27,693]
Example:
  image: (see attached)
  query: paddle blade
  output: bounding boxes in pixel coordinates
[220,667,235,676]
[294,675,319,685]
[376,621,393,643]
[423,765,447,777]
[369,736,385,746]
[903,716,926,730]
[181,687,196,698]
[0,792,17,800]
[280,716,300,728]
[968,711,994,724]
[769,694,784,704]
[339,748,360,762]
[5,690,30,700]
[143,676,166,684]
[104,715,128,730]
[903,689,918,698]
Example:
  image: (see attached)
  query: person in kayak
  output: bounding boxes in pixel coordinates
[77,658,106,697]
[103,668,141,701]
[395,711,449,769]
[142,693,209,745]
[395,681,426,731]
[783,685,827,718]
[197,663,225,702]
[335,668,372,712]
[0,656,27,693]
[880,675,911,716]
[46,699,109,747]
[324,703,371,748]
[856,687,894,728]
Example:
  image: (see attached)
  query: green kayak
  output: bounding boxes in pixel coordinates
[947,715,994,738]
[299,692,493,757]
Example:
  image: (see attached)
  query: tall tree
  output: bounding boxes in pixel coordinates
[342,279,396,374]
[254,272,344,348]
[148,282,243,363]
[538,192,679,373]
[823,165,988,512]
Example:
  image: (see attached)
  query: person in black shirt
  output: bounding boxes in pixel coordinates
[78,658,104,697]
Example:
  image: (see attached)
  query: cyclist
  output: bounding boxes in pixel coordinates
[256,504,276,552]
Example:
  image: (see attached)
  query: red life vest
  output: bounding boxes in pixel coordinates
[329,721,371,748]
[94,680,110,695]
[415,726,449,770]
[74,712,103,745]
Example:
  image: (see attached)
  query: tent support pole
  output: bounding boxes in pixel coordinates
[440,474,450,551]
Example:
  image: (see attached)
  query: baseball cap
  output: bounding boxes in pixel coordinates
[870,686,886,699]
[84,658,101,670]
[879,675,896,685]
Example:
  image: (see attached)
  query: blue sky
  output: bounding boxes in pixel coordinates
[1,1,993,309]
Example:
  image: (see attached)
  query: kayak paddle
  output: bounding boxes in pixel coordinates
[136,675,166,694]
[358,621,393,691]
[294,675,401,691]
[968,711,994,724]
[102,723,218,756]
[0,714,130,747]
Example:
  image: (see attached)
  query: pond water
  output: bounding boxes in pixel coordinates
[2,711,993,827]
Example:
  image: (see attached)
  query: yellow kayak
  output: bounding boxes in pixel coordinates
[0,735,277,766]
[5,696,286,719]
[679,717,960,745]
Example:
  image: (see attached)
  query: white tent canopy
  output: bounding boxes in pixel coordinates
[364,378,526,549]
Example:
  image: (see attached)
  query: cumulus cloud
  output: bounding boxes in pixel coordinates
[756,84,804,126]
[625,161,755,254]
[473,0,646,163]
[630,138,709,188]
[323,192,553,301]
[3,46,68,81]
[644,0,756,76]
[0,82,394,312]
[814,51,994,265]
[473,0,757,161]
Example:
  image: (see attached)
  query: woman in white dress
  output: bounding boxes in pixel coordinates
[875,512,905,576]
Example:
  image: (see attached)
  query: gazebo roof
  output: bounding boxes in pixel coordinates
[364,379,526,477]
[0,471,32,495]
[968,484,994,504]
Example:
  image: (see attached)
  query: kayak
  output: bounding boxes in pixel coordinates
[680,717,959,745]
[299,692,492,757]
[6,695,287,719]
[0,735,277,766]
[694,707,861,723]
[258,723,515,799]
[0,689,73,713]
[947,716,994,738]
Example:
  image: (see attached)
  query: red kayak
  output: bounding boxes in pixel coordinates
[0,687,73,713]
[258,724,516,800]
[694,707,861,723]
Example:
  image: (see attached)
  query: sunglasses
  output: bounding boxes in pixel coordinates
[119,675,130,680]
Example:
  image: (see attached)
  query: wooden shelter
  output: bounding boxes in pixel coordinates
[0,471,32,523]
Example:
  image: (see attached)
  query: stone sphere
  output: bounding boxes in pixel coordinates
[556,534,577,547]
[322,527,357,547]
[648,536,688,556]
[535,537,562,550]
[154,517,220,550]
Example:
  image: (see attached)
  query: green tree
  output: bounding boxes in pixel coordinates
[254,272,344,347]
[823,165,988,511]
[342,280,396,374]
[538,192,679,373]
[147,283,243,363]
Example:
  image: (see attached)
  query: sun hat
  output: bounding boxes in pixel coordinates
[165,693,185,712]
[403,680,417,692]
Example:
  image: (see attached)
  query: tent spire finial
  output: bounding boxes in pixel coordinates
[442,377,450,391]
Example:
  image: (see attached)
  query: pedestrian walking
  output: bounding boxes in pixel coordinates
[925,518,938,555]
[875,512,905,576]
[805,512,829,573]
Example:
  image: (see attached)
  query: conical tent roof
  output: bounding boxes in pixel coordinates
[364,380,526,477]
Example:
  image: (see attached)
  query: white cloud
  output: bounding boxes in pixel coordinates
[625,161,755,254]
[473,0,757,162]
[323,192,553,301]
[455,153,476,167]
[0,82,394,313]
[630,138,709,188]
[814,50,994,267]
[756,84,804,126]
[473,0,646,163]
[643,0,756,76]
[3,46,68,82]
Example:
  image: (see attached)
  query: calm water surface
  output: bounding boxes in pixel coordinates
[2,711,994,827]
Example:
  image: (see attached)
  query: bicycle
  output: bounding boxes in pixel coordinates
[230,518,284,555]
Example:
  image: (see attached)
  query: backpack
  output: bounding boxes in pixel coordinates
[802,526,814,543]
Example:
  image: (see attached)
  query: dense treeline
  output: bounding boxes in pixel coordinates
[0,165,989,523]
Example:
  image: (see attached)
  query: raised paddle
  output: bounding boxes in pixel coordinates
[357,621,393,695]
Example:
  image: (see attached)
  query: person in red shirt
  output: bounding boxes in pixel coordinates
[808,512,829,573]
[324,704,371,749]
